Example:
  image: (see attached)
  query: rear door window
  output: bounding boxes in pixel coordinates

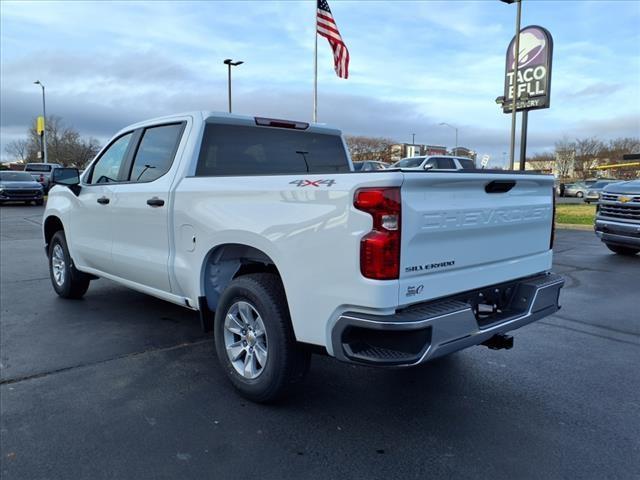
[196,124,350,176]
[457,158,476,170]
[435,158,456,169]
[129,123,184,182]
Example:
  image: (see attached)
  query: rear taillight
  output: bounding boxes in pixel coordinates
[354,187,401,280]
[550,187,556,249]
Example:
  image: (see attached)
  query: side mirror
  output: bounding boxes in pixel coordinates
[423,164,434,171]
[51,168,81,195]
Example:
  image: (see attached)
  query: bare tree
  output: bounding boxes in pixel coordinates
[574,137,604,179]
[604,137,640,162]
[25,116,101,167]
[345,135,396,163]
[3,139,29,163]
[554,136,575,179]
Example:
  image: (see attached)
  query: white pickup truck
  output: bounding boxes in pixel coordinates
[44,111,564,402]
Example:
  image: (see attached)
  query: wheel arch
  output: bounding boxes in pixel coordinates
[43,215,64,249]
[200,243,284,312]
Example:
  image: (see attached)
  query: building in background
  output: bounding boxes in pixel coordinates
[451,147,477,160]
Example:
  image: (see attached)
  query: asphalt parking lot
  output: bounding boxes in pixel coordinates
[1,204,638,479]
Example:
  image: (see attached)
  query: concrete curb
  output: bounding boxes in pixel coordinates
[556,223,593,231]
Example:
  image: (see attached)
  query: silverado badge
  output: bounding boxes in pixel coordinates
[619,196,631,203]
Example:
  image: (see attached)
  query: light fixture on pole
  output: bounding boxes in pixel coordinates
[33,80,48,163]
[500,0,522,170]
[223,59,243,113]
[439,122,458,153]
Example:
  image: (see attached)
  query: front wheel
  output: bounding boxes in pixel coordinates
[606,244,639,256]
[36,199,44,206]
[214,273,310,403]
[49,231,91,298]
[576,191,584,198]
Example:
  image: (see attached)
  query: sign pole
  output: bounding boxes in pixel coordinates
[519,110,528,170]
[508,0,522,170]
[313,6,318,123]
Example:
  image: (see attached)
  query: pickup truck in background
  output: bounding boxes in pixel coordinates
[43,111,564,402]
[24,162,62,192]
[595,179,640,255]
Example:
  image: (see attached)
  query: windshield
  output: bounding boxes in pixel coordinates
[24,164,52,172]
[0,172,36,182]
[394,157,424,168]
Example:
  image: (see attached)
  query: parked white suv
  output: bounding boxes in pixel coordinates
[43,111,563,402]
[391,155,476,170]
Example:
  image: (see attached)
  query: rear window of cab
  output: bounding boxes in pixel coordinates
[196,124,350,176]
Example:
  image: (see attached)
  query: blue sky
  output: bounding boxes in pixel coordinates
[1,0,639,166]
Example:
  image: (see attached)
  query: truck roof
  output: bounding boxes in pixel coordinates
[119,111,342,137]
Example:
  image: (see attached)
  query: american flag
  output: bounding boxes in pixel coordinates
[317,0,350,79]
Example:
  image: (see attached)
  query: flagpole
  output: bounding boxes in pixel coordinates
[313,4,318,123]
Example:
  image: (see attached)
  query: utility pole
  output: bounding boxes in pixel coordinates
[223,59,243,113]
[439,122,459,154]
[34,80,48,163]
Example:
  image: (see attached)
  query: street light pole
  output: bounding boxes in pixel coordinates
[501,0,523,170]
[411,133,415,145]
[34,80,48,163]
[439,122,458,153]
[223,59,243,113]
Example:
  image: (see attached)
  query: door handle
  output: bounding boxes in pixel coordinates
[97,196,110,205]
[146,197,165,207]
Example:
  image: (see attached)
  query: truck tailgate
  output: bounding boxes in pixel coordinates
[399,172,554,306]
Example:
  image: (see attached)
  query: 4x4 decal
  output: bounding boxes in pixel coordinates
[289,179,336,187]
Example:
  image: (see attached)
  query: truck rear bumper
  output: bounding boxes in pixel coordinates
[595,219,640,248]
[331,272,564,366]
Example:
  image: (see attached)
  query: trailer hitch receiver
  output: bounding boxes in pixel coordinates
[482,333,514,350]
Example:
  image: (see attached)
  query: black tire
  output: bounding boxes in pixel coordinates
[605,244,639,256]
[48,230,91,299]
[36,199,44,206]
[214,273,310,403]
[576,191,584,198]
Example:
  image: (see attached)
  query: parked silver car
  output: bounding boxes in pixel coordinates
[563,182,590,198]
[584,180,620,203]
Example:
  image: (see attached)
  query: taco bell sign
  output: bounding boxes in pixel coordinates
[503,25,553,113]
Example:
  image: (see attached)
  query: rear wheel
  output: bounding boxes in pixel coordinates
[214,273,310,403]
[606,244,639,256]
[49,231,91,298]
